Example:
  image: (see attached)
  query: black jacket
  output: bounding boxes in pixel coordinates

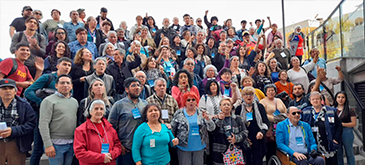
[106,55,141,94]
[154,27,177,46]
[8,96,36,153]
[95,16,115,30]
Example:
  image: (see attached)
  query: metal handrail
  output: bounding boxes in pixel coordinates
[344,80,365,110]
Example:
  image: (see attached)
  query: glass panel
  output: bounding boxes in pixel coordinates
[324,9,342,60]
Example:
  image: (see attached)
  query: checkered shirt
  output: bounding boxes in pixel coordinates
[0,99,19,127]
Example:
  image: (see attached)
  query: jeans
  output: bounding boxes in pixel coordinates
[337,127,355,165]
[290,155,325,165]
[117,152,134,165]
[30,111,44,165]
[48,144,74,165]
[176,148,204,165]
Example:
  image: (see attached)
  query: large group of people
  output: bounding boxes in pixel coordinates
[0,5,357,165]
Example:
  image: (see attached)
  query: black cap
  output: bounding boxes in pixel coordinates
[0,79,16,88]
[211,16,218,22]
[100,7,107,13]
[22,6,32,12]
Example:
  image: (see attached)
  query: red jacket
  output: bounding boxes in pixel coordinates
[74,118,122,165]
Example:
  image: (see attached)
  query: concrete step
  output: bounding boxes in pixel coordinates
[343,154,365,165]
[25,154,49,165]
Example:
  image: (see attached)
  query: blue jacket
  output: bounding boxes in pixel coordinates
[276,118,317,156]
[301,106,342,152]
[8,96,36,153]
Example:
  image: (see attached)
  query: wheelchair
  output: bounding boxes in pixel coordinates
[267,149,325,165]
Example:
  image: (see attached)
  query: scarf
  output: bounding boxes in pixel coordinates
[240,100,268,131]
[312,107,336,158]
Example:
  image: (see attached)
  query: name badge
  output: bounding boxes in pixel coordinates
[280,52,286,58]
[148,79,155,87]
[132,108,141,119]
[328,117,335,123]
[101,143,109,153]
[161,110,169,119]
[191,125,199,136]
[150,139,155,148]
[224,89,230,96]
[210,26,214,31]
[224,125,231,131]
[57,23,63,28]
[176,50,181,56]
[295,137,304,146]
[312,126,319,133]
[201,61,205,68]
[246,112,253,121]
[152,28,156,33]
[319,85,324,91]
[211,52,215,58]
[273,109,281,117]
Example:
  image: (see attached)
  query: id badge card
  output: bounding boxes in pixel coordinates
[191,125,199,136]
[148,79,155,87]
[246,112,253,121]
[150,139,155,148]
[312,126,319,133]
[201,61,205,68]
[280,52,287,58]
[224,89,230,96]
[161,110,169,119]
[211,52,215,58]
[101,143,109,153]
[273,109,281,117]
[57,23,63,28]
[152,28,156,33]
[319,85,324,91]
[176,50,181,56]
[224,125,231,131]
[295,137,304,146]
[210,26,214,31]
[328,117,335,123]
[132,108,141,119]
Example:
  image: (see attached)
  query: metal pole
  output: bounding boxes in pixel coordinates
[339,4,344,57]
[282,0,286,48]
[362,0,365,152]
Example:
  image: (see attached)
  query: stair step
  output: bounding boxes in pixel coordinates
[343,154,365,165]
[26,154,49,165]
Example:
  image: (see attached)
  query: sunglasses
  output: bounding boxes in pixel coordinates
[56,32,65,35]
[35,12,42,16]
[187,98,196,102]
[291,111,302,115]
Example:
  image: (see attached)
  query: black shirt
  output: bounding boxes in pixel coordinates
[10,17,27,32]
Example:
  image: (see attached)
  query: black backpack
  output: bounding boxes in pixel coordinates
[3,58,29,78]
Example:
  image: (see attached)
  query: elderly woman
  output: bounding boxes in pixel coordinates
[199,79,223,116]
[212,98,247,164]
[287,54,318,93]
[171,91,216,165]
[44,41,71,73]
[127,40,148,75]
[302,91,343,164]
[74,100,122,165]
[85,16,104,49]
[132,104,178,165]
[185,47,204,78]
[221,54,249,89]
[141,26,157,55]
[70,48,94,102]
[101,42,115,64]
[241,76,265,101]
[202,65,218,87]
[252,61,273,91]
[156,45,178,77]
[78,78,114,125]
[259,84,286,161]
[287,25,306,63]
[235,87,269,165]
[218,68,236,97]
[172,69,200,108]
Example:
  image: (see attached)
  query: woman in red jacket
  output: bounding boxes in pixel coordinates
[74,99,122,164]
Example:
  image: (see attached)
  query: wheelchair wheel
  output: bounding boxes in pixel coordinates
[267,155,281,165]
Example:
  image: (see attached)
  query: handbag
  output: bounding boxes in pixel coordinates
[223,144,245,165]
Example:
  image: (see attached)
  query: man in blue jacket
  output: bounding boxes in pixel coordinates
[0,79,36,165]
[276,106,324,165]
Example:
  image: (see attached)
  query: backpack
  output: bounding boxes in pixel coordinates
[18,31,42,43]
[300,66,316,82]
[3,58,29,78]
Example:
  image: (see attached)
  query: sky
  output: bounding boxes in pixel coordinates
[0,0,362,59]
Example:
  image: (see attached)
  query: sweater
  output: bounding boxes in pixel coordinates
[39,94,78,148]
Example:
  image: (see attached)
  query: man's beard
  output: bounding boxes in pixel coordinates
[129,93,140,99]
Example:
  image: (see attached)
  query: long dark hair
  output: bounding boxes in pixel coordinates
[53,27,69,43]
[205,79,220,96]
[141,103,162,123]
[48,41,71,70]
[334,91,351,122]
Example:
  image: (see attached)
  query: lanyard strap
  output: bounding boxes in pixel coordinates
[92,122,110,144]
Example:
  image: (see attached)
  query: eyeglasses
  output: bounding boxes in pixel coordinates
[58,81,71,85]
[197,20,202,22]
[136,76,146,79]
[291,111,302,116]
[243,93,254,97]
[34,12,42,16]
[56,32,65,35]
[186,98,196,102]
[185,63,194,66]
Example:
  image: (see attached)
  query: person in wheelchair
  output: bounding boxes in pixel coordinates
[276,106,324,165]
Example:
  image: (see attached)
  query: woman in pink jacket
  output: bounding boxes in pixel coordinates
[74,100,122,164]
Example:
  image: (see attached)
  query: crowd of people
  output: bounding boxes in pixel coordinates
[0,5,358,165]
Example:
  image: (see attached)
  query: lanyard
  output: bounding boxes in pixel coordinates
[88,29,96,38]
[92,122,110,144]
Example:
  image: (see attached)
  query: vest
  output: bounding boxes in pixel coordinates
[85,72,114,96]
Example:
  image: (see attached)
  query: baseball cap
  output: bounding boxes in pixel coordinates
[100,7,108,13]
[0,79,16,88]
[23,6,33,12]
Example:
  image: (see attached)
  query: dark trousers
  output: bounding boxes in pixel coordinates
[290,154,325,165]
[30,110,44,165]
[117,152,134,165]
[266,141,276,164]
[0,140,26,165]
[244,148,264,165]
